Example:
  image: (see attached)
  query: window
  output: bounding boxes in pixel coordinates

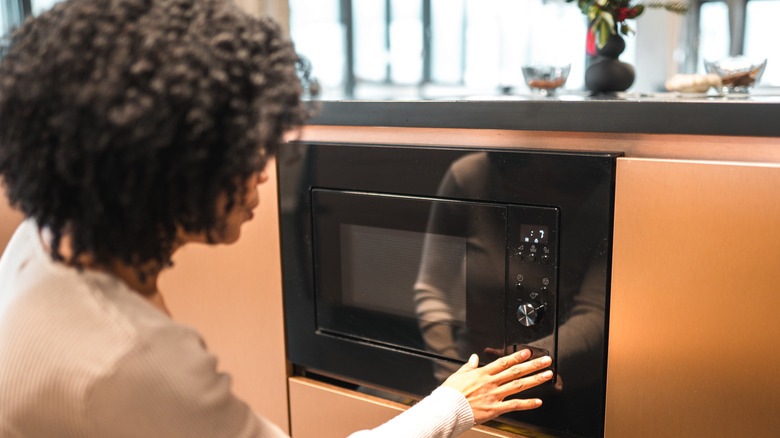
[688,0,778,87]
[1,0,27,41]
[745,0,780,85]
[698,2,730,64]
[292,0,779,98]
[2,0,64,56]
[290,0,591,99]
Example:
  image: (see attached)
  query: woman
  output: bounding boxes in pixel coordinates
[0,0,552,437]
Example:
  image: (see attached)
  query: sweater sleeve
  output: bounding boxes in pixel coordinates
[84,323,289,438]
[83,301,474,438]
[346,386,475,438]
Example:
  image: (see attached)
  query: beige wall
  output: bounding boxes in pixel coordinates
[235,0,290,34]
[0,198,24,252]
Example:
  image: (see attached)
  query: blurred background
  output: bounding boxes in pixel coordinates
[3,0,778,99]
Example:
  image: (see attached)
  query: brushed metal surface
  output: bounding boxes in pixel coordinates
[288,377,537,438]
[606,158,780,437]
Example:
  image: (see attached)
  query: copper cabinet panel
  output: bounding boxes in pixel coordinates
[288,377,528,438]
[607,158,780,438]
[0,199,24,251]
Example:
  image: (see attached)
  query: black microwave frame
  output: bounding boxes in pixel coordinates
[277,141,620,438]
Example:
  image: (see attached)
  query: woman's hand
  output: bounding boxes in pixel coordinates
[441,349,553,424]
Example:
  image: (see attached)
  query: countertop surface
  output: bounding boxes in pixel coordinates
[308,92,780,137]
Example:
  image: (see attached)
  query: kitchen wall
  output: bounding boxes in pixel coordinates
[0,200,23,253]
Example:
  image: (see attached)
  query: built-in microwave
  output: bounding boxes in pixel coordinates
[278,142,620,438]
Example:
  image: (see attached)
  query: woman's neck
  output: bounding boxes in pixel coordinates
[39,227,171,316]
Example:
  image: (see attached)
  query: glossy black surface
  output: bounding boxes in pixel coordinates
[278,142,621,438]
[309,98,780,137]
[312,189,508,360]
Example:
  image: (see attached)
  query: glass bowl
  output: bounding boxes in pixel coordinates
[704,56,767,94]
[522,64,571,96]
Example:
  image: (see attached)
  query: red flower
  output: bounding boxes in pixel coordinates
[614,7,629,22]
[586,27,597,56]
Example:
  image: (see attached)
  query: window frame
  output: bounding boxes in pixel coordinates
[2,0,32,56]
[683,0,765,72]
[2,0,31,31]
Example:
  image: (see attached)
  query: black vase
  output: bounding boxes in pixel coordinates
[585,32,635,94]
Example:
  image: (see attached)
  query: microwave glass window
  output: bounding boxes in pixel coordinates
[339,224,467,327]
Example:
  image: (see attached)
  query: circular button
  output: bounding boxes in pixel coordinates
[517,301,545,327]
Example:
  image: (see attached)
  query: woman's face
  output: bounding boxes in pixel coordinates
[178,169,269,246]
[216,169,269,244]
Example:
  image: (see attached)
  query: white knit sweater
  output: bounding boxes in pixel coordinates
[0,220,474,438]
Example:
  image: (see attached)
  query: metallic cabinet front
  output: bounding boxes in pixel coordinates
[607,158,780,437]
[288,377,520,438]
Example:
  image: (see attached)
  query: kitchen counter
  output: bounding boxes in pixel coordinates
[309,93,780,137]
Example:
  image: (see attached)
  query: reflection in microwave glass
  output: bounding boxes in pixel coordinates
[339,224,467,325]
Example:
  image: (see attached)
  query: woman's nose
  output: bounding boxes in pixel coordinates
[251,170,269,186]
[258,170,269,184]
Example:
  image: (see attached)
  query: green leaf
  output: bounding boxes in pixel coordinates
[588,5,599,21]
[598,19,609,48]
[601,11,615,32]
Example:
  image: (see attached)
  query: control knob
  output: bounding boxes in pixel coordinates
[517,301,545,327]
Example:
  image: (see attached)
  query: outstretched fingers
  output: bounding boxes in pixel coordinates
[482,350,552,381]
[494,393,546,415]
[481,349,532,375]
[499,367,554,402]
[494,354,553,385]
[443,349,555,424]
[486,351,554,402]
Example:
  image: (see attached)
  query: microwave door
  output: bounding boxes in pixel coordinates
[311,189,507,371]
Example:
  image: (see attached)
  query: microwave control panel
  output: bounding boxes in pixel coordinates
[506,205,559,361]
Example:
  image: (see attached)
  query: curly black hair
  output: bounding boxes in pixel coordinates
[0,0,314,272]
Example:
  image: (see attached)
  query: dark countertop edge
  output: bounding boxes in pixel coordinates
[308,100,780,138]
